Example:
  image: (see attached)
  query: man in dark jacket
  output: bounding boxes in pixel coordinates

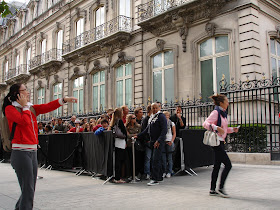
[137,102,167,186]
[170,106,186,137]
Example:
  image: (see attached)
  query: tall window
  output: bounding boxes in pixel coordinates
[152,51,174,103]
[73,77,84,114]
[57,30,63,60]
[270,39,280,79]
[37,88,45,104]
[16,54,20,73]
[116,63,132,107]
[41,39,46,64]
[95,7,105,27]
[5,61,9,80]
[199,36,230,101]
[26,48,31,71]
[92,71,105,112]
[76,18,84,47]
[53,83,62,117]
[119,0,130,17]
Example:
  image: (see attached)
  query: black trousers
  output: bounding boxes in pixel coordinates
[115,147,126,180]
[211,142,232,190]
[11,150,38,210]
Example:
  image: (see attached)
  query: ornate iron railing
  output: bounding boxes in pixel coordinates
[5,64,28,81]
[62,15,132,54]
[29,48,62,69]
[137,0,194,23]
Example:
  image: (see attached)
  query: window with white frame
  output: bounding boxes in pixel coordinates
[95,6,105,27]
[73,77,84,114]
[16,54,20,72]
[199,36,230,101]
[76,18,84,47]
[119,0,130,17]
[5,60,9,80]
[116,63,132,107]
[41,39,46,64]
[270,39,280,79]
[53,83,62,117]
[37,87,45,104]
[152,51,174,103]
[57,30,63,60]
[26,47,31,71]
[92,71,105,112]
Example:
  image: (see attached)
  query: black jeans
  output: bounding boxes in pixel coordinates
[11,150,38,210]
[151,141,164,181]
[115,147,126,180]
[211,142,232,191]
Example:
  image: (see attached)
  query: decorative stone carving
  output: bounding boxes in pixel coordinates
[75,7,80,17]
[156,39,165,51]
[70,67,86,80]
[54,75,59,83]
[56,22,61,31]
[90,60,108,75]
[276,25,280,39]
[25,41,30,49]
[40,32,44,40]
[205,22,216,37]
[112,51,135,67]
[38,80,42,88]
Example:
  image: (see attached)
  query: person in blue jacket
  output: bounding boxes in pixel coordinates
[135,102,167,186]
[94,119,109,135]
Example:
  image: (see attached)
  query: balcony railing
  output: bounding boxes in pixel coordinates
[62,15,132,54]
[137,0,194,23]
[5,64,28,81]
[29,48,62,69]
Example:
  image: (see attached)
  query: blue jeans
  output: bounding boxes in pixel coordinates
[151,141,164,181]
[144,146,152,175]
[162,142,174,174]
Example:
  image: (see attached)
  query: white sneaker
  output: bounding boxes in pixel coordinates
[162,173,166,178]
[166,173,171,178]
[147,180,159,186]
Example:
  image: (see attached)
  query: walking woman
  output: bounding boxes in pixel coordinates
[203,94,239,197]
[108,108,127,183]
[2,83,77,209]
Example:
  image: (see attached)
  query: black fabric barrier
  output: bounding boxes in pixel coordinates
[45,133,82,168]
[81,131,114,177]
[38,135,49,166]
[180,129,214,168]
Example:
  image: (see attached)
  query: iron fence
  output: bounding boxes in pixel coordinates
[137,0,194,23]
[62,15,132,54]
[29,48,62,69]
[5,64,28,81]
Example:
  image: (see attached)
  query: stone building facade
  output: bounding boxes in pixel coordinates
[0,0,279,119]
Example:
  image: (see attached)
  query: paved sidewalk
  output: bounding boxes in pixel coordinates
[0,163,279,210]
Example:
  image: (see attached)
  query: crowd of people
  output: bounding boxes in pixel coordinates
[38,103,186,185]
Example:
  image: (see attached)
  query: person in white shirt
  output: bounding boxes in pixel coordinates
[162,111,176,178]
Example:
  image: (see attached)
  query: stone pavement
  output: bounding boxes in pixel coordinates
[0,163,279,210]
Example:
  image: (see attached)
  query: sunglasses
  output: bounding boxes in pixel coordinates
[131,117,136,119]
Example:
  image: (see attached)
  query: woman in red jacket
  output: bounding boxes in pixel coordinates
[2,83,77,210]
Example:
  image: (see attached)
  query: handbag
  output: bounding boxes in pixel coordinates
[203,130,220,147]
[113,121,126,139]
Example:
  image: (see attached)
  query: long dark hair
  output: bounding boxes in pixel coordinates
[2,83,22,115]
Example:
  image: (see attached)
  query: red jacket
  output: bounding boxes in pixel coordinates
[5,99,62,146]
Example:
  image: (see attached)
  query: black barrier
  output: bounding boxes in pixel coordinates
[39,133,82,168]
[38,135,49,166]
[180,129,214,168]
[81,131,114,177]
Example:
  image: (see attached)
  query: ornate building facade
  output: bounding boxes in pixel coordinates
[0,0,279,118]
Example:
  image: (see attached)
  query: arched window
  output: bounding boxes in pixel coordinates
[57,30,63,60]
[152,51,174,103]
[53,83,62,117]
[92,71,105,112]
[73,77,84,114]
[199,36,230,100]
[270,39,280,79]
[116,63,132,107]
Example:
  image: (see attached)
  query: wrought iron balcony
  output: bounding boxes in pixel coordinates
[4,64,30,83]
[29,48,63,73]
[62,15,132,55]
[137,0,194,23]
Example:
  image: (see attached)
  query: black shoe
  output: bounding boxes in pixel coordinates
[217,188,230,198]
[209,190,218,196]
